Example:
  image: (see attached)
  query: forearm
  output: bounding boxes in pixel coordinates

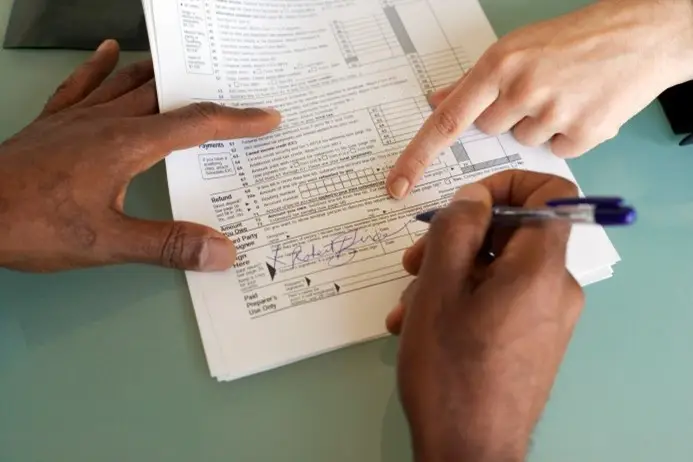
[401,356,556,462]
[406,397,533,462]
[615,0,693,84]
[411,431,527,462]
[661,0,693,80]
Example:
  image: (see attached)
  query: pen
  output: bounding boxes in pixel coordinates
[415,197,637,227]
[680,133,693,146]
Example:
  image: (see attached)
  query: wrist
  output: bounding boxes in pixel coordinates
[412,433,527,462]
[638,0,693,84]
[403,377,538,462]
[666,0,693,82]
[599,0,693,86]
[408,412,529,462]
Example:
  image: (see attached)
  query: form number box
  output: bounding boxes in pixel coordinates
[199,153,236,180]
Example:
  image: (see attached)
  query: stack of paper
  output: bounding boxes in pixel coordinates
[141,0,620,381]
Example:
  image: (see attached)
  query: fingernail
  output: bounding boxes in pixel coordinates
[388,177,410,199]
[402,236,422,261]
[453,182,488,203]
[428,89,442,100]
[200,238,237,271]
[385,304,404,334]
[96,39,115,52]
[403,245,414,261]
[243,107,281,117]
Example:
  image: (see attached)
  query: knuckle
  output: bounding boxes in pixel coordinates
[483,46,505,72]
[554,177,579,198]
[595,123,619,142]
[67,107,96,124]
[398,153,429,177]
[391,158,428,186]
[160,222,191,269]
[506,78,533,105]
[474,112,500,135]
[51,74,79,100]
[566,120,617,154]
[506,73,546,109]
[486,169,516,184]
[550,138,577,158]
[487,47,523,78]
[604,127,620,141]
[54,78,73,96]
[121,61,152,83]
[538,101,566,128]
[530,170,578,199]
[187,102,224,135]
[115,67,140,89]
[95,120,131,146]
[432,108,461,138]
[568,123,591,142]
[511,125,534,146]
[432,201,489,238]
[191,102,223,119]
[74,59,101,83]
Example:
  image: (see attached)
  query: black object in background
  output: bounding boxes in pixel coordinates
[3,0,149,51]
[658,80,693,145]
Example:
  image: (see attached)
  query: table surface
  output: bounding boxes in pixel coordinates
[2,1,692,461]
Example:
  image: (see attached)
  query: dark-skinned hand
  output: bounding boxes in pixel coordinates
[387,170,585,462]
[0,40,280,272]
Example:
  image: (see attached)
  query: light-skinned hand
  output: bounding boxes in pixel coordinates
[386,0,693,198]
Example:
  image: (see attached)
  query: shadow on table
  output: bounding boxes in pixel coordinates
[0,162,191,370]
[378,337,414,461]
[381,389,411,461]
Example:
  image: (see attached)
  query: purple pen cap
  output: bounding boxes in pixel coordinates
[595,207,637,226]
[545,197,624,208]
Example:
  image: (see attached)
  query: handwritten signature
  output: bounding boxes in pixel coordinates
[268,221,412,272]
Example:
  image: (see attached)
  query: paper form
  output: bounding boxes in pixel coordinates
[143,0,620,381]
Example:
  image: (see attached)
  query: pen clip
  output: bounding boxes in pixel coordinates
[546,196,636,226]
[545,196,624,208]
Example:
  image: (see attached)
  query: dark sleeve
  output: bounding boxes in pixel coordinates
[658,81,693,135]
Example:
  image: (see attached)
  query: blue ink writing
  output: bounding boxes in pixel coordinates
[268,221,412,273]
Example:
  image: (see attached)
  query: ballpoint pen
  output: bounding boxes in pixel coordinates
[415,196,637,227]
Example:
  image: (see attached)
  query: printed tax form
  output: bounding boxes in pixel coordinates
[142,0,620,381]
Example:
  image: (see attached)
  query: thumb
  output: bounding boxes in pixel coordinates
[106,216,236,271]
[419,183,492,285]
[399,183,492,334]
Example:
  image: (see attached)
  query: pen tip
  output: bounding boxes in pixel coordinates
[416,211,436,223]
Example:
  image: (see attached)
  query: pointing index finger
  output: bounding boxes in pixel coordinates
[386,65,499,198]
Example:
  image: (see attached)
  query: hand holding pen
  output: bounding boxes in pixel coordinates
[413,179,636,263]
[390,170,596,462]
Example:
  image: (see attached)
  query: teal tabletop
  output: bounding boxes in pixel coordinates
[1,0,692,461]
